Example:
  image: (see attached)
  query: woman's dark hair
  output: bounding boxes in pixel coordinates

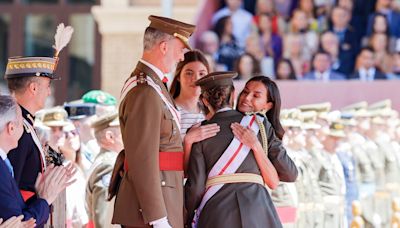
[237,76,285,139]
[367,13,390,36]
[200,85,235,113]
[275,58,296,80]
[108,150,125,201]
[234,52,261,80]
[170,49,210,98]
[213,15,235,41]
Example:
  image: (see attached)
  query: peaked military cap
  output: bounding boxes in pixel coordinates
[326,122,346,138]
[195,71,237,89]
[4,23,73,80]
[42,107,70,127]
[341,101,368,112]
[301,111,321,130]
[91,112,119,132]
[297,102,332,113]
[368,99,392,111]
[148,15,196,50]
[82,90,117,106]
[64,102,96,120]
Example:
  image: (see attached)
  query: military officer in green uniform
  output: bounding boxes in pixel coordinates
[86,112,123,228]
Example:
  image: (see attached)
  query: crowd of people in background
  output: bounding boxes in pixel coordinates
[198,0,400,81]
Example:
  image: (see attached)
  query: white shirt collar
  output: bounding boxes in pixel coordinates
[0,148,7,161]
[139,59,165,81]
[216,107,232,113]
[359,68,376,81]
[315,70,331,82]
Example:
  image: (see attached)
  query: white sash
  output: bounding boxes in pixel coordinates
[23,119,47,171]
[192,114,263,227]
[120,76,181,130]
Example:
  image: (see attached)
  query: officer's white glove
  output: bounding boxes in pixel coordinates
[150,217,172,228]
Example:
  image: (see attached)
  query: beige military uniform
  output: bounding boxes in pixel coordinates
[86,149,119,228]
[113,62,184,228]
[318,150,346,228]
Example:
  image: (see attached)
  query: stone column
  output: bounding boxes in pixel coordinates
[91,0,198,99]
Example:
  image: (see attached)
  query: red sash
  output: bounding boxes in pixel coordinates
[124,151,184,171]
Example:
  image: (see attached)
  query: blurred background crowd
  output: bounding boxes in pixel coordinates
[196,0,400,81]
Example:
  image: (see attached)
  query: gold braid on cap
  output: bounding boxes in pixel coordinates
[173,32,189,43]
[245,110,268,155]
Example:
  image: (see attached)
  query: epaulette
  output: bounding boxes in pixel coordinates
[137,72,148,85]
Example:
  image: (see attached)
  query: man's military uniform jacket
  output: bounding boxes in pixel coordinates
[185,110,298,228]
[113,61,184,227]
[86,149,118,227]
[8,106,44,199]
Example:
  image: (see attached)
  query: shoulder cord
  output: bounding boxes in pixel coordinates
[245,110,269,155]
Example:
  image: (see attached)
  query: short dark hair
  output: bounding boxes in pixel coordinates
[200,85,234,112]
[7,77,38,94]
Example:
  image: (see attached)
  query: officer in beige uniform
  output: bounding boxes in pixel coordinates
[319,122,347,228]
[113,15,195,228]
[86,112,122,228]
[301,111,325,228]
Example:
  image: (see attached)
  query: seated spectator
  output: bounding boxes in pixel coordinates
[235,52,261,80]
[0,95,75,226]
[253,0,286,35]
[330,6,360,60]
[212,0,253,48]
[245,34,275,76]
[367,0,400,38]
[213,15,243,71]
[273,0,297,21]
[288,9,319,60]
[257,13,283,64]
[275,58,297,80]
[320,30,355,75]
[349,47,388,80]
[365,13,398,52]
[298,0,328,32]
[283,33,311,78]
[387,51,400,79]
[368,32,393,73]
[198,30,220,61]
[304,50,346,81]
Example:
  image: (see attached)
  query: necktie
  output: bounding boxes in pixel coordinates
[162,76,169,89]
[4,158,14,177]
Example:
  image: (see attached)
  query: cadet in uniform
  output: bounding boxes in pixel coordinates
[337,116,359,226]
[272,110,300,228]
[86,112,123,228]
[185,72,297,228]
[113,15,195,228]
[5,23,73,203]
[301,110,325,228]
[319,122,347,228]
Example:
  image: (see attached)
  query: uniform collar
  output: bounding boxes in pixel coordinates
[20,105,35,125]
[211,109,240,120]
[139,59,165,82]
[0,148,7,161]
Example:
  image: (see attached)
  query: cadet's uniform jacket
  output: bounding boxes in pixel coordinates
[8,106,44,196]
[113,61,184,227]
[86,149,118,228]
[185,110,298,228]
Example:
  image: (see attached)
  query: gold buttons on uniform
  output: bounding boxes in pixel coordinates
[161,181,166,186]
